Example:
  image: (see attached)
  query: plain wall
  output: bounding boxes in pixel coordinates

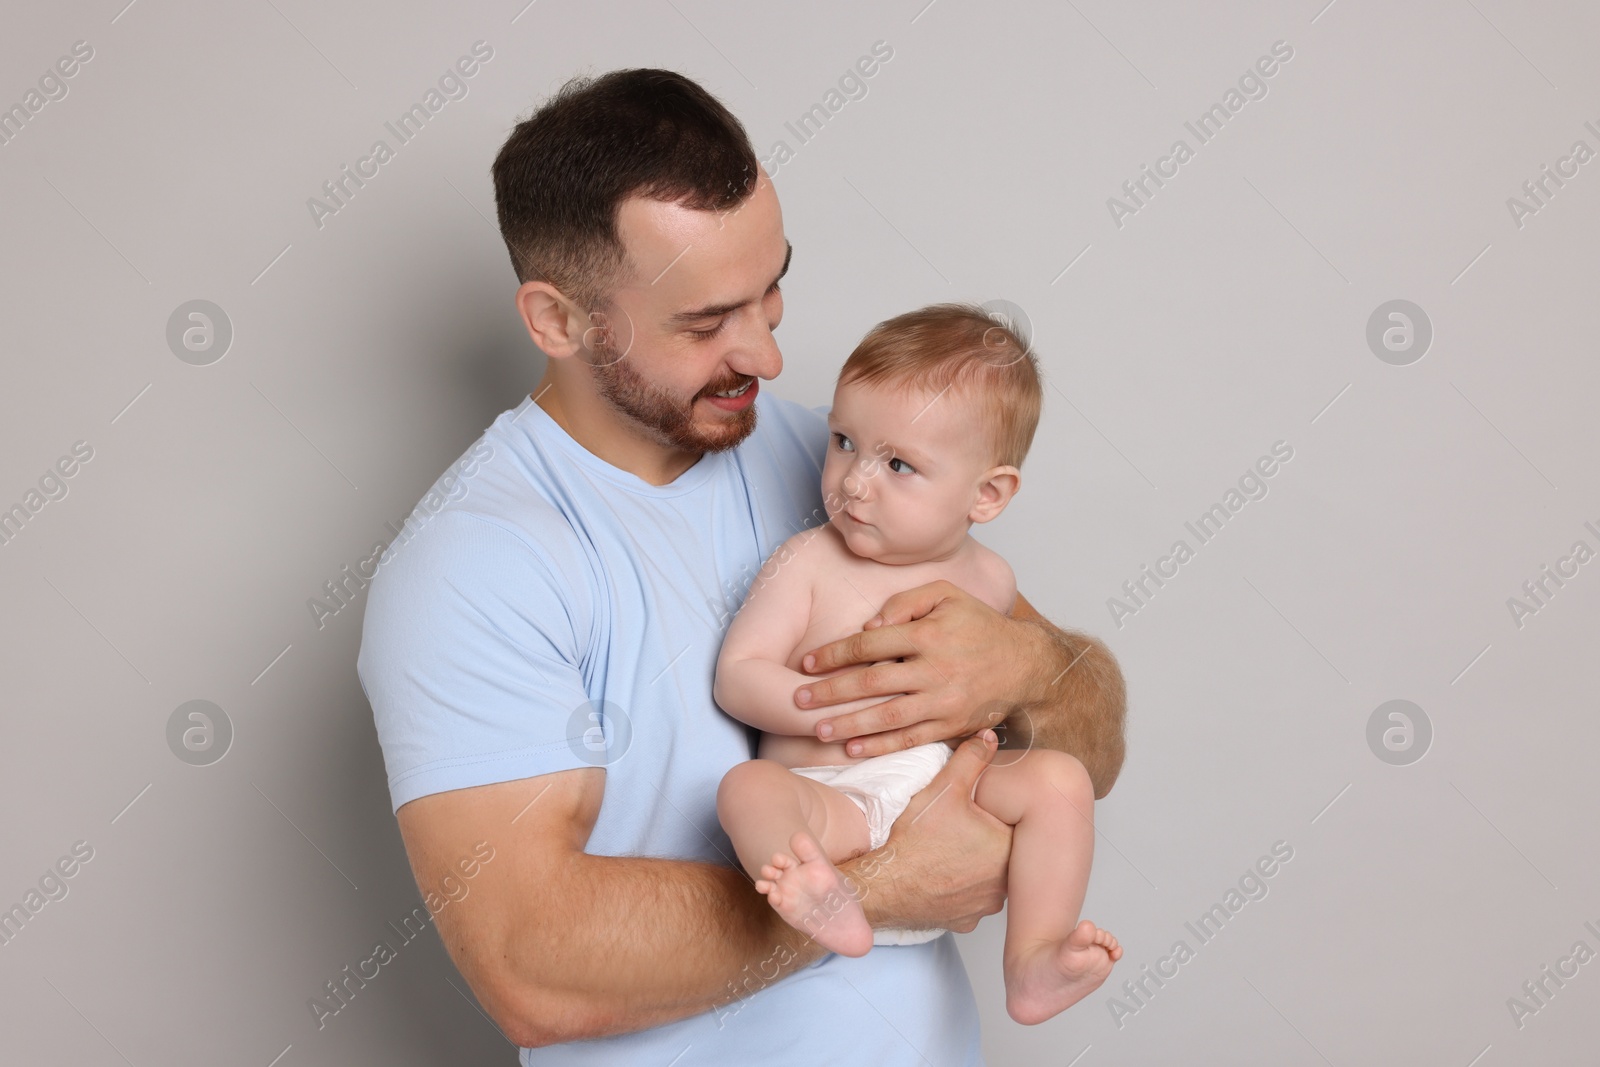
[2,1,1597,1064]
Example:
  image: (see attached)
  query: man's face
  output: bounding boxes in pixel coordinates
[822,378,999,565]
[587,170,789,454]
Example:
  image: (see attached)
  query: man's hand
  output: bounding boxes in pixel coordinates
[840,730,1010,932]
[796,580,1031,758]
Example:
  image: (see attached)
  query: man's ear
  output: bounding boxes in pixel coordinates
[970,465,1021,524]
[515,280,588,359]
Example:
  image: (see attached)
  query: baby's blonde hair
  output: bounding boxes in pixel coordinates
[839,303,1042,468]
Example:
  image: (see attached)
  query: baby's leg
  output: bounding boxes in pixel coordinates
[973,750,1122,1024]
[716,760,874,957]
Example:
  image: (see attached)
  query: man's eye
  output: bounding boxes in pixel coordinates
[833,433,854,452]
[888,457,915,475]
[689,320,727,340]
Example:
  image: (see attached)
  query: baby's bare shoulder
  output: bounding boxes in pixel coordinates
[747,524,847,598]
[966,539,1018,613]
[769,522,849,568]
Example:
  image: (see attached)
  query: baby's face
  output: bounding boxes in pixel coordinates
[822,377,1002,565]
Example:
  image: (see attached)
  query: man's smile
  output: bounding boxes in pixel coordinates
[702,377,758,411]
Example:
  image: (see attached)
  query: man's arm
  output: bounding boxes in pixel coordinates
[398,767,824,1048]
[393,735,1004,1043]
[793,581,1127,798]
[396,733,1011,1047]
[1001,592,1127,798]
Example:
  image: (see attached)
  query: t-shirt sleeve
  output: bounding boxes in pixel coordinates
[356,508,595,813]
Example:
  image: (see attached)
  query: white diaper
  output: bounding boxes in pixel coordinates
[791,741,953,946]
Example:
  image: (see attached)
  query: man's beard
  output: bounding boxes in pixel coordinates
[590,353,757,455]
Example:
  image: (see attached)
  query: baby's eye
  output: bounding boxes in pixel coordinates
[888,457,915,475]
[833,433,855,452]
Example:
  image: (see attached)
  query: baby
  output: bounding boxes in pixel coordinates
[714,304,1121,1025]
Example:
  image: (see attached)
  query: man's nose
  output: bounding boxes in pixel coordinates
[730,318,783,380]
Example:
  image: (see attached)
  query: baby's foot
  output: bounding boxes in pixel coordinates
[754,830,873,958]
[1005,920,1122,1025]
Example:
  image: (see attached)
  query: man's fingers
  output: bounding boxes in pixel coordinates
[834,728,915,759]
[863,580,957,630]
[801,625,915,677]
[894,729,999,831]
[935,729,999,800]
[812,688,917,739]
[821,705,936,757]
[797,659,916,710]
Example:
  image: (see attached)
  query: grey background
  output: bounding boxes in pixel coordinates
[2,0,1596,1064]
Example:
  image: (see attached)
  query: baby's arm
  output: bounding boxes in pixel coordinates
[714,534,883,735]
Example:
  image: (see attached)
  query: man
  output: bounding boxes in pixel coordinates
[357,68,1125,1064]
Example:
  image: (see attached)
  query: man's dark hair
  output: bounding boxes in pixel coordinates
[491,69,759,312]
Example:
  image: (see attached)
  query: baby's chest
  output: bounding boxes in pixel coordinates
[790,579,884,667]
[791,558,997,668]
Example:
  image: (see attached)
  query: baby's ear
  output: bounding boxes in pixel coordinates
[970,466,1021,524]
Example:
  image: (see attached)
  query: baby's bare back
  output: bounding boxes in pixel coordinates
[756,524,1015,769]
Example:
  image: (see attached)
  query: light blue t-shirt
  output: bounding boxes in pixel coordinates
[357,390,983,1066]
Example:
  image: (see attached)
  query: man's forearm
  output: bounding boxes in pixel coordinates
[496,852,827,1044]
[1003,620,1126,798]
[502,843,952,1045]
